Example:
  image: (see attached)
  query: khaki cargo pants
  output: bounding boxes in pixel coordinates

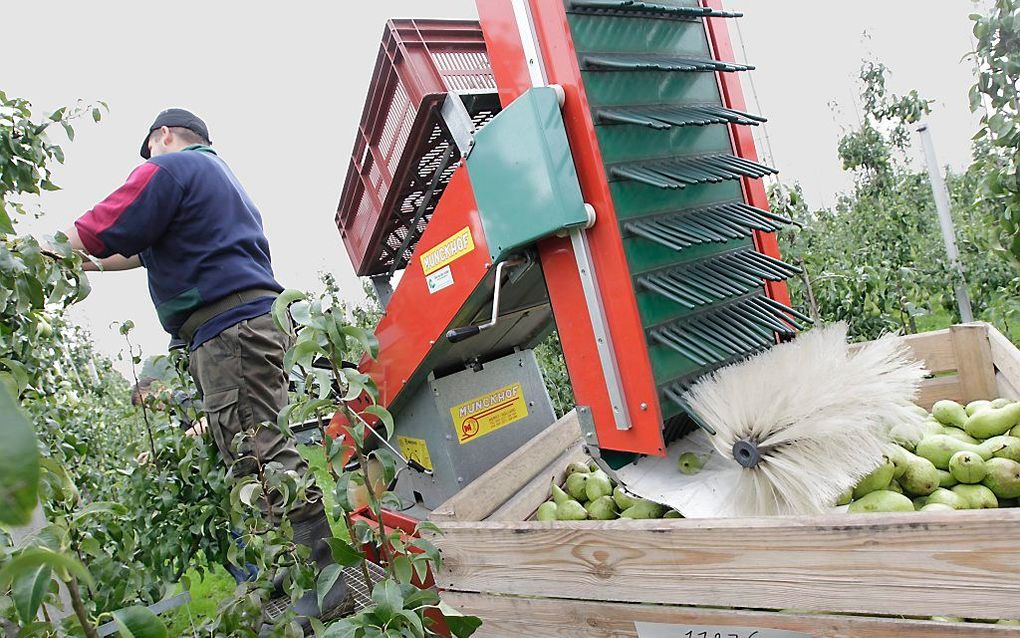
[189,312,323,523]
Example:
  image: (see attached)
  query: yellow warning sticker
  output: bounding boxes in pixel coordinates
[397,436,433,472]
[451,382,529,445]
[420,226,474,275]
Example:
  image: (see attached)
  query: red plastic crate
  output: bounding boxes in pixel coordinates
[337,19,496,277]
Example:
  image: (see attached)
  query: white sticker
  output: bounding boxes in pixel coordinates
[635,622,810,638]
[426,265,455,294]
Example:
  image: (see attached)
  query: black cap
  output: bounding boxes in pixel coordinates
[140,108,211,159]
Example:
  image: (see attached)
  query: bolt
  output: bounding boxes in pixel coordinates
[529,401,535,407]
[445,434,452,441]
[457,476,464,483]
[586,432,593,438]
[640,402,648,411]
[401,379,406,385]
[429,340,435,345]
[484,262,491,269]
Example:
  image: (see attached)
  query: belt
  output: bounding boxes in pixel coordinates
[178,288,280,345]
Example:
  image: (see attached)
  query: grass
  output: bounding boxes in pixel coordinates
[166,444,340,635]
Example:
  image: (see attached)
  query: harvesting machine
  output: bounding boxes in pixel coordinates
[332,0,802,521]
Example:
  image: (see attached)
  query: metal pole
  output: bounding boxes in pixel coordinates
[917,122,974,323]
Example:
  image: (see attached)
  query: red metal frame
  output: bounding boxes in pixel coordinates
[476,0,666,456]
[357,166,493,409]
[703,0,792,307]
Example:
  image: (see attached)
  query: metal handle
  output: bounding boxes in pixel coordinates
[445,258,524,344]
[446,325,481,343]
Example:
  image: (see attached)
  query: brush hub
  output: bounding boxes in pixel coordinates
[733,439,762,468]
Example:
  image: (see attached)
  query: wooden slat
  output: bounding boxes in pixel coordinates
[988,324,1020,392]
[427,509,1020,620]
[441,592,1020,638]
[917,374,964,409]
[850,328,957,374]
[997,372,1020,402]
[486,442,588,521]
[951,324,998,402]
[429,410,582,522]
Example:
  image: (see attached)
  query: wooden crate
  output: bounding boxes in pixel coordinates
[426,323,1020,637]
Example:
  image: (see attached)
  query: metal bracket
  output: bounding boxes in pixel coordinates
[440,94,477,157]
[569,228,632,430]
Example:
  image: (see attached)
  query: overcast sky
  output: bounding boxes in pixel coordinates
[6,1,985,376]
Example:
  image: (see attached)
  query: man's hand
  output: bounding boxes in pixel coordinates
[58,226,141,271]
[184,417,208,438]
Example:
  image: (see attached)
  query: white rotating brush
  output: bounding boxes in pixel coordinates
[611,323,928,518]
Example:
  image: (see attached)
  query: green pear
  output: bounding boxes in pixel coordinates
[992,398,1014,408]
[585,495,618,520]
[915,435,991,469]
[588,462,600,473]
[966,399,993,416]
[612,486,636,510]
[981,457,1020,499]
[585,471,613,502]
[932,400,968,428]
[964,402,1020,439]
[565,472,589,501]
[936,469,958,488]
[551,482,570,506]
[981,435,1020,462]
[677,452,707,475]
[952,484,999,509]
[663,510,683,519]
[887,480,904,494]
[920,503,956,512]
[853,457,896,499]
[566,462,591,476]
[847,490,914,513]
[888,424,921,451]
[1011,423,1020,438]
[909,404,930,419]
[536,501,558,521]
[556,499,589,520]
[925,487,968,510]
[885,446,909,479]
[948,450,986,484]
[911,495,929,510]
[898,451,940,496]
[620,499,666,519]
[939,427,981,445]
[835,487,853,506]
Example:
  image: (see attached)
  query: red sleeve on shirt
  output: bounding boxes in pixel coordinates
[75,162,162,257]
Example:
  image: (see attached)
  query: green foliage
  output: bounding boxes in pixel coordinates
[776,56,1020,342]
[969,0,1020,257]
[275,288,480,637]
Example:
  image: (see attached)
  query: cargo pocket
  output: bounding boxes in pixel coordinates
[202,387,247,470]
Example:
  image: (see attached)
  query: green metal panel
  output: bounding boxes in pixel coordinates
[467,87,590,263]
[565,2,800,439]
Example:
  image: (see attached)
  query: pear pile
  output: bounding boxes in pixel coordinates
[847,398,1020,513]
[534,461,681,521]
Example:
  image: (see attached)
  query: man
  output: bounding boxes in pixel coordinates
[63,109,353,629]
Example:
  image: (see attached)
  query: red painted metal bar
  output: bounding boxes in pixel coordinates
[476,0,666,456]
[703,0,792,308]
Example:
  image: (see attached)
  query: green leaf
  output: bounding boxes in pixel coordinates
[112,605,168,638]
[60,120,74,141]
[392,556,412,586]
[92,108,102,123]
[69,501,127,524]
[326,538,364,567]
[341,325,379,359]
[49,108,66,121]
[12,565,50,624]
[363,405,394,440]
[372,449,396,485]
[371,579,403,623]
[321,619,359,638]
[272,289,306,334]
[437,602,482,638]
[0,382,39,525]
[316,563,342,611]
[0,548,93,590]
